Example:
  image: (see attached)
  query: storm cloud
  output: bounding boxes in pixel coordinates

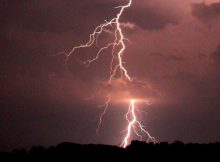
[192,2,220,22]
[1,0,220,151]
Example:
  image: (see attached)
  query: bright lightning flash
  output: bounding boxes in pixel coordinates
[61,0,157,147]
[64,0,132,83]
[96,96,111,134]
[121,99,157,148]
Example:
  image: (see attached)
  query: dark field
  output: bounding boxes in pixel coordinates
[1,141,220,161]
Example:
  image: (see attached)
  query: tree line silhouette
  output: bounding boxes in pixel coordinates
[1,141,219,161]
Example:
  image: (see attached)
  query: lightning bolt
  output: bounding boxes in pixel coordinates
[96,95,111,134]
[121,99,157,148]
[61,0,157,147]
[64,0,132,83]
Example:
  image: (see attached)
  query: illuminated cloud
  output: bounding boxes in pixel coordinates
[1,0,220,150]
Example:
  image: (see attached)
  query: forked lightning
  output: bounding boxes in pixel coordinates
[62,0,156,148]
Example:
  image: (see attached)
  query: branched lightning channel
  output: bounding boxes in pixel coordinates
[64,0,132,83]
[96,96,111,133]
[121,99,157,148]
[61,0,157,147]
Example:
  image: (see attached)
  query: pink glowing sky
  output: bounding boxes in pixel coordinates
[0,0,220,151]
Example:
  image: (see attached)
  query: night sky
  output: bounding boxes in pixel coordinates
[1,0,220,151]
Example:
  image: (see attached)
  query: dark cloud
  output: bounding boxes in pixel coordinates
[149,53,184,62]
[0,0,179,38]
[192,2,220,22]
[0,0,118,33]
[212,44,220,63]
[212,44,220,77]
[1,0,220,151]
[122,0,179,30]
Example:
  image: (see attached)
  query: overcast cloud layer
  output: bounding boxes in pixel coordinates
[1,0,220,151]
